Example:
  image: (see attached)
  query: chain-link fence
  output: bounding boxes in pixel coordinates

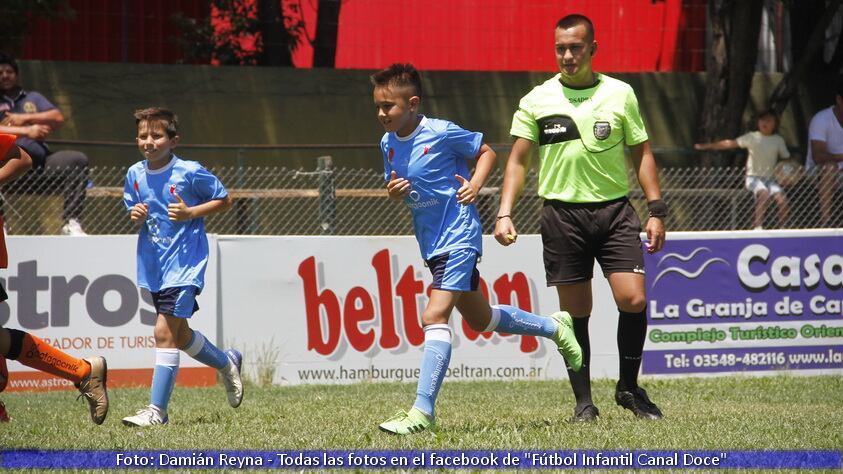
[1,159,840,236]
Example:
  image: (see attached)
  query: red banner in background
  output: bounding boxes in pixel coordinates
[22,0,705,72]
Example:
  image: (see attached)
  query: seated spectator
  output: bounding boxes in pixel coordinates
[695,110,791,230]
[0,51,89,235]
[805,78,843,227]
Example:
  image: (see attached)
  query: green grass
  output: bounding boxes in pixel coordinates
[1,375,841,452]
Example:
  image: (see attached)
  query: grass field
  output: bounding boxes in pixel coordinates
[1,375,841,471]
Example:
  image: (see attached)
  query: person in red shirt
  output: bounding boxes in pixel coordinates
[0,133,108,424]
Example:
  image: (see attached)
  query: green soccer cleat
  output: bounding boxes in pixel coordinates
[378,407,435,435]
[551,311,583,372]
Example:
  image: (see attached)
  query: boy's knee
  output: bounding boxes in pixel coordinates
[153,317,183,347]
[421,310,449,327]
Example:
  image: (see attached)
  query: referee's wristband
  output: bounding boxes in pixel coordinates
[496,215,511,220]
[647,199,668,218]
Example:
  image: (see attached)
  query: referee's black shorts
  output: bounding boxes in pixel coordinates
[541,196,645,285]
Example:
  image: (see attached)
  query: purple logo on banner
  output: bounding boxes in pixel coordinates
[644,235,843,326]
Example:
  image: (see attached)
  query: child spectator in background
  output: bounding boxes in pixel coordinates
[0,134,108,424]
[121,108,242,427]
[695,110,791,230]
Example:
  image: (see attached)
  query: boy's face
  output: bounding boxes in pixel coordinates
[373,85,419,135]
[757,115,777,135]
[136,120,178,163]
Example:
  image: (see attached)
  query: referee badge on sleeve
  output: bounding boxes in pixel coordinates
[593,121,611,140]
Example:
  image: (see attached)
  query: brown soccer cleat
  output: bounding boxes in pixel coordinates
[76,356,109,425]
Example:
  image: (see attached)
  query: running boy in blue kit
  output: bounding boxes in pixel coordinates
[372,64,582,435]
[121,107,243,427]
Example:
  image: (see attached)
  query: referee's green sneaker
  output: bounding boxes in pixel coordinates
[379,407,435,435]
[551,311,583,372]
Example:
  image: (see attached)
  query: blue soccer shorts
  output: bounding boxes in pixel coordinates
[150,286,200,318]
[425,248,480,292]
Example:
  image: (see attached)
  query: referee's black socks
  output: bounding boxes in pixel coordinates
[617,309,647,391]
[566,315,593,409]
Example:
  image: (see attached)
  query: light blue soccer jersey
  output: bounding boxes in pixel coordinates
[380,116,483,260]
[123,156,228,292]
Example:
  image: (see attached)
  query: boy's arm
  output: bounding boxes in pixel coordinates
[0,145,33,185]
[456,144,496,204]
[694,139,739,151]
[168,194,232,222]
[469,144,497,191]
[0,123,51,140]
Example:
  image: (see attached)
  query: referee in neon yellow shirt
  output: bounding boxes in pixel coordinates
[495,14,666,422]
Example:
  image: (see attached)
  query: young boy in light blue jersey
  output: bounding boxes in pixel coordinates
[121,107,243,427]
[372,64,582,435]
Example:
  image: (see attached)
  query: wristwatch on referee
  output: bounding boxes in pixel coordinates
[647,199,667,219]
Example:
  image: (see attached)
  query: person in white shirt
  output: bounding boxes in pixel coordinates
[695,110,791,230]
[805,80,843,227]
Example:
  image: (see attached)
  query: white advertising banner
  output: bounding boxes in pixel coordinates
[2,236,218,391]
[217,235,620,385]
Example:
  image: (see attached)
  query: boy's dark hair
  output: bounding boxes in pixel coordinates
[134,107,178,138]
[370,63,422,98]
[556,14,595,41]
[0,51,19,73]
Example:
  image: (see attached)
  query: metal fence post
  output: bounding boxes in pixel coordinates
[233,147,257,234]
[318,156,335,235]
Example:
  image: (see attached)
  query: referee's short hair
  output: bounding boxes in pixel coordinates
[556,14,595,42]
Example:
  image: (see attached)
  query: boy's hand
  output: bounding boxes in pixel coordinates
[25,124,51,140]
[167,193,194,221]
[130,203,149,222]
[386,170,411,201]
[455,174,477,204]
[494,216,518,246]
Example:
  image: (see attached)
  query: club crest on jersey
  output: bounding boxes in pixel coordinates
[423,146,430,155]
[593,121,611,140]
[169,184,177,195]
[388,148,395,161]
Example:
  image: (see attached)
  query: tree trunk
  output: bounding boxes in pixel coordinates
[699,0,765,167]
[768,0,843,114]
[257,0,294,66]
[313,0,342,67]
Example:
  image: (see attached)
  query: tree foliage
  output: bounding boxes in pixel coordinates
[172,0,302,66]
[0,0,73,55]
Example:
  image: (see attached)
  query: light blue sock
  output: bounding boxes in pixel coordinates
[182,330,229,370]
[486,304,557,338]
[150,348,179,411]
[412,324,451,419]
